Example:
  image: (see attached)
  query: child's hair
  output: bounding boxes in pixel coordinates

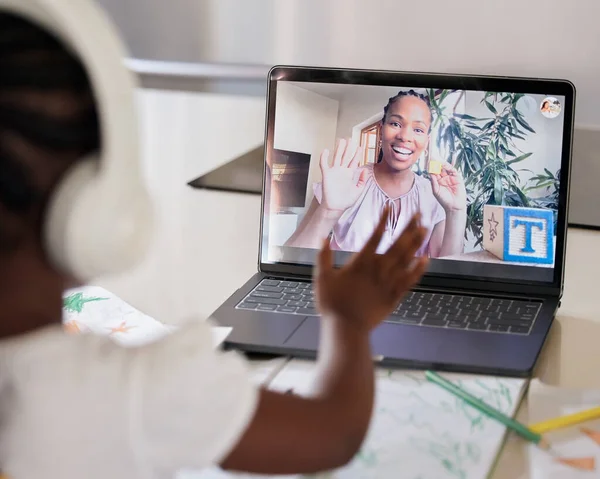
[0,13,100,251]
[378,90,433,163]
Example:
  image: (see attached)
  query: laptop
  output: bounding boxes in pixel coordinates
[211,66,575,377]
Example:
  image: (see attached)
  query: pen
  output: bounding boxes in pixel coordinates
[425,370,551,450]
[529,406,600,434]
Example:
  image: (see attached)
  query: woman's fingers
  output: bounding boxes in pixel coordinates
[333,138,347,167]
[441,162,461,178]
[342,139,359,167]
[356,167,369,189]
[429,172,440,192]
[319,148,331,172]
[328,138,364,169]
[349,145,365,169]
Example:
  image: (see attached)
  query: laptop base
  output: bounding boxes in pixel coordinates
[211,273,557,378]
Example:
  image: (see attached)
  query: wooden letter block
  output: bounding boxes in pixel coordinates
[483,205,554,264]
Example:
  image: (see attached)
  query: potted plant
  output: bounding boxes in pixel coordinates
[427,90,539,247]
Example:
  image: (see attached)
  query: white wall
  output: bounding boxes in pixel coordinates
[99,89,266,322]
[335,86,398,139]
[274,83,339,208]
[98,0,599,128]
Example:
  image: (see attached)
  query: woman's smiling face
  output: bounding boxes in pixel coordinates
[380,95,431,171]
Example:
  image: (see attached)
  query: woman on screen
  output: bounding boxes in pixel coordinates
[286,90,467,258]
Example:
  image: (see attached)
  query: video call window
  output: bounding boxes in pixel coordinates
[263,82,566,283]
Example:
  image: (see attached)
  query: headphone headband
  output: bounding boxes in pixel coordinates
[0,0,153,280]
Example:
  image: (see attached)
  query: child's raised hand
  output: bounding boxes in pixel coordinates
[319,138,369,213]
[315,207,428,332]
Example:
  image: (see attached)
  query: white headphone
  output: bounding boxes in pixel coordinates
[0,0,153,281]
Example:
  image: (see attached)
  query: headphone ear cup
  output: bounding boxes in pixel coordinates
[44,156,153,281]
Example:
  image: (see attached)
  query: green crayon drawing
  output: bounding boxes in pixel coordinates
[379,377,518,440]
[63,292,109,314]
[404,372,427,386]
[293,374,519,479]
[380,407,438,436]
[478,379,513,411]
[452,379,515,432]
[378,370,427,386]
[356,449,377,467]
[412,434,482,479]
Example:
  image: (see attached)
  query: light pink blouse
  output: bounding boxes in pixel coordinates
[313,164,446,257]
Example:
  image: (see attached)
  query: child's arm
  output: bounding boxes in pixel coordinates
[0,210,426,479]
[221,210,428,475]
[221,317,375,474]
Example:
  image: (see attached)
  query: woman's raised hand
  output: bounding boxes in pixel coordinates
[319,138,369,213]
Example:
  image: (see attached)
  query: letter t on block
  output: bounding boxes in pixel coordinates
[483,205,554,265]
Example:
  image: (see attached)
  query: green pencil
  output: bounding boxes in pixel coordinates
[425,370,551,450]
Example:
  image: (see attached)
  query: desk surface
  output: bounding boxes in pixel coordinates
[105,186,599,479]
[98,90,600,479]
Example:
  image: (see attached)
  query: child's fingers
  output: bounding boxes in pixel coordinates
[358,205,390,258]
[383,229,427,280]
[317,236,333,277]
[384,214,423,265]
[392,257,429,298]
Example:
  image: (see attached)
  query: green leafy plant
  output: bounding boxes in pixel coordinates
[526,168,560,234]
[427,90,537,247]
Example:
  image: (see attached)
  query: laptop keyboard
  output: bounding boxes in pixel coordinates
[236,279,542,335]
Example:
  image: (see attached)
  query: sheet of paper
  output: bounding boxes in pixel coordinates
[211,326,233,348]
[528,380,600,478]
[248,357,289,386]
[62,286,172,347]
[63,286,238,350]
[189,360,527,479]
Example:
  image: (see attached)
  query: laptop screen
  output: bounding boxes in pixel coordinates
[261,72,572,285]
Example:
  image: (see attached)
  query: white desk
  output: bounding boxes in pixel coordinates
[105,184,600,478]
[99,89,600,478]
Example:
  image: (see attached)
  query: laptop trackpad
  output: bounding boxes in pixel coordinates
[284,316,320,350]
[224,311,307,348]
